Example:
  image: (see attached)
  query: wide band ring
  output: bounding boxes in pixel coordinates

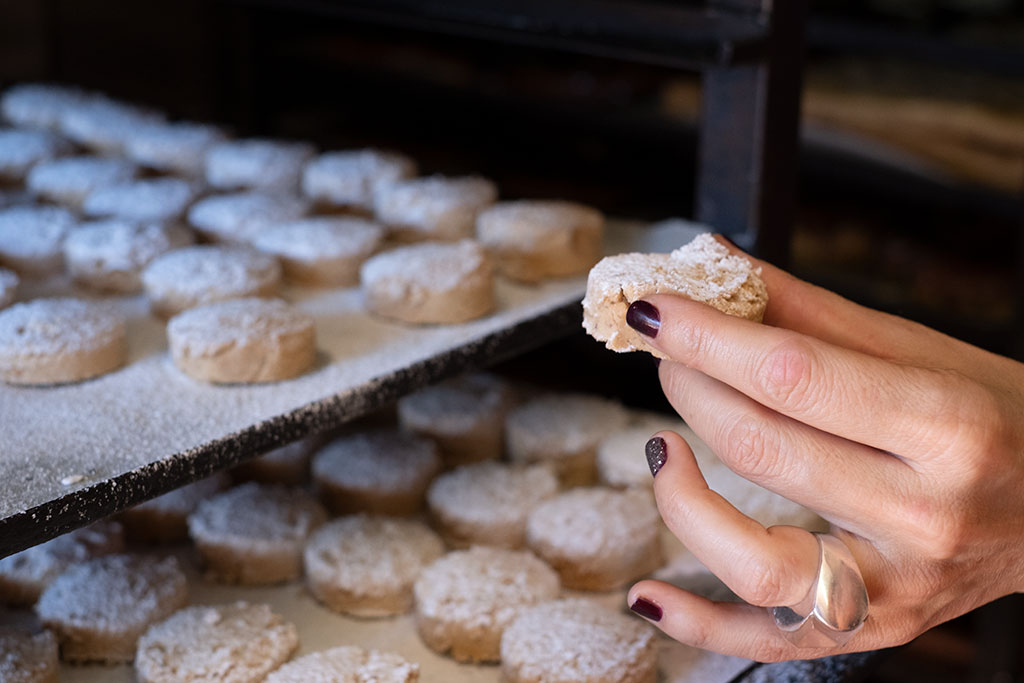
[770,532,869,649]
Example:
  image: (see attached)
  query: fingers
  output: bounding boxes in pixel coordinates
[649,430,819,607]
[626,581,886,662]
[659,360,916,537]
[635,294,960,460]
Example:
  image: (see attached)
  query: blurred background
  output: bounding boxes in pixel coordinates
[1,0,1021,680]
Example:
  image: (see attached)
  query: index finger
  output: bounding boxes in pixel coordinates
[634,294,969,460]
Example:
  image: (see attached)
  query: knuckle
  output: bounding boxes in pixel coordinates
[897,495,969,561]
[683,616,715,651]
[721,414,783,481]
[755,339,820,412]
[674,319,717,369]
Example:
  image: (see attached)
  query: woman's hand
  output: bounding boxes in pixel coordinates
[625,238,1024,662]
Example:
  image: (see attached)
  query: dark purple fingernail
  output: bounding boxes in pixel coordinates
[645,436,666,477]
[630,597,663,622]
[626,300,660,338]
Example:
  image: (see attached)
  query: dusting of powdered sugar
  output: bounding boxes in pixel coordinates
[266,645,419,683]
[505,393,630,458]
[312,429,441,491]
[477,199,604,250]
[57,96,165,153]
[167,298,314,351]
[0,83,92,130]
[141,245,280,302]
[0,298,125,356]
[397,372,508,434]
[64,219,195,291]
[0,205,76,269]
[0,128,72,180]
[124,121,228,176]
[26,155,138,205]
[0,629,58,683]
[205,138,315,192]
[301,149,417,208]
[360,240,489,295]
[187,483,325,546]
[83,178,199,222]
[427,462,558,527]
[526,487,659,559]
[500,598,657,681]
[187,191,310,243]
[252,216,384,261]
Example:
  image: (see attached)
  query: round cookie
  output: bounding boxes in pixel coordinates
[83,177,199,223]
[120,473,229,544]
[135,602,298,683]
[252,216,384,286]
[583,232,768,360]
[477,199,605,283]
[0,298,126,385]
[167,298,316,384]
[141,245,281,318]
[0,267,18,309]
[373,174,497,242]
[301,149,417,211]
[595,415,688,489]
[0,205,76,276]
[26,155,137,209]
[312,429,441,516]
[232,436,317,485]
[124,121,228,176]
[57,96,164,154]
[205,138,315,192]
[266,645,419,683]
[0,629,59,683]
[36,554,188,663]
[1,83,90,130]
[304,515,444,617]
[188,191,309,245]
[397,372,510,467]
[64,219,194,293]
[505,393,630,487]
[525,487,663,591]
[500,598,658,683]
[0,128,72,183]
[413,546,559,663]
[360,240,495,324]
[0,521,123,606]
[187,482,326,585]
[427,462,558,549]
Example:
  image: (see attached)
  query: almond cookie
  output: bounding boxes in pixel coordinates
[205,138,315,192]
[36,554,188,663]
[83,177,200,223]
[360,240,494,324]
[500,598,658,683]
[312,429,441,516]
[1,83,90,130]
[0,628,58,683]
[57,96,165,154]
[0,128,72,183]
[583,232,768,359]
[135,602,299,683]
[595,414,690,489]
[302,149,417,211]
[167,298,316,384]
[0,298,126,385]
[526,488,662,591]
[304,515,444,617]
[426,462,558,549]
[188,191,309,245]
[252,216,384,286]
[505,393,630,487]
[0,521,123,606]
[120,473,229,544]
[267,645,419,683]
[0,267,18,309]
[397,372,510,467]
[231,437,317,485]
[187,482,326,585]
[64,219,194,293]
[477,199,604,283]
[413,546,559,663]
[124,121,228,177]
[0,205,76,276]
[141,245,281,318]
[373,174,497,242]
[26,155,137,209]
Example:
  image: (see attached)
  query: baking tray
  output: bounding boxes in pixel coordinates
[0,219,709,558]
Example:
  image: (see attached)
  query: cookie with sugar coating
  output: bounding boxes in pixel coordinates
[0,205,76,276]
[302,149,417,210]
[373,174,496,242]
[167,297,316,384]
[0,298,126,385]
[26,155,137,209]
[500,598,658,683]
[582,232,768,359]
[231,436,318,485]
[187,191,309,245]
[525,487,663,591]
[477,199,604,282]
[120,473,229,544]
[252,216,384,287]
[0,128,72,183]
[413,546,559,663]
[135,602,298,683]
[304,515,444,617]
[266,645,420,683]
[0,628,59,683]
[205,138,315,192]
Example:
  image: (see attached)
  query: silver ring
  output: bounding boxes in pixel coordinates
[770,532,869,648]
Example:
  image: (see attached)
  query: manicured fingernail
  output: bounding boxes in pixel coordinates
[626,300,660,338]
[630,597,662,622]
[645,436,666,477]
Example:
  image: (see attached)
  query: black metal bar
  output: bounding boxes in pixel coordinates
[696,0,807,267]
